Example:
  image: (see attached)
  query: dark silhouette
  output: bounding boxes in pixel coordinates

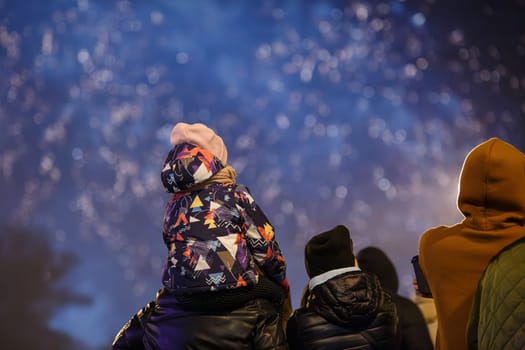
[0,225,91,350]
[358,247,433,350]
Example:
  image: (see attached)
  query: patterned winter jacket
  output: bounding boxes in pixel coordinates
[467,236,525,350]
[160,142,288,295]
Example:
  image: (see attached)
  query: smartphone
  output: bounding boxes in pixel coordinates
[411,255,432,298]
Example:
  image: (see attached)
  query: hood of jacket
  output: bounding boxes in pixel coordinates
[458,137,525,229]
[357,247,399,294]
[307,271,385,328]
[161,142,224,193]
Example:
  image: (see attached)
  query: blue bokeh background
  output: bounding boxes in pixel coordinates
[1,0,524,348]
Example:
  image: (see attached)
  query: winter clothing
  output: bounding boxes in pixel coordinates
[287,225,399,350]
[287,271,399,350]
[467,236,525,350]
[358,247,433,350]
[419,138,525,350]
[113,288,287,350]
[304,224,355,278]
[169,122,228,164]
[113,301,154,350]
[160,142,288,295]
[113,129,290,350]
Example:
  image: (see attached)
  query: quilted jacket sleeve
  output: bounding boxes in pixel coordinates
[466,236,525,350]
[235,184,289,294]
[467,283,481,350]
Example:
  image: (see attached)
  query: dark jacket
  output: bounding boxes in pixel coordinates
[113,288,288,350]
[286,271,399,350]
[112,142,290,349]
[467,236,525,350]
[419,138,525,350]
[160,142,288,295]
[358,246,433,350]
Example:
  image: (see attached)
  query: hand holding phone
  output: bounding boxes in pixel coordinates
[411,255,432,298]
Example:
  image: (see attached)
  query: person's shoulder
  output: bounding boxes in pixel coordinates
[499,235,525,254]
[421,225,449,237]
[486,236,525,271]
[419,223,459,247]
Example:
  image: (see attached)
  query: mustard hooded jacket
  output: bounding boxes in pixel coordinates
[419,137,525,350]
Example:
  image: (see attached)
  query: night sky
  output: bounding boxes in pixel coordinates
[1,0,525,348]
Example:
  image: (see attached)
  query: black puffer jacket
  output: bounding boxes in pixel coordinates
[286,271,399,350]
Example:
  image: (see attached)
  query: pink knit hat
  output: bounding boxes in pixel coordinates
[170,122,228,164]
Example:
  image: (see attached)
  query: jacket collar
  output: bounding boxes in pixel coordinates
[309,266,361,291]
